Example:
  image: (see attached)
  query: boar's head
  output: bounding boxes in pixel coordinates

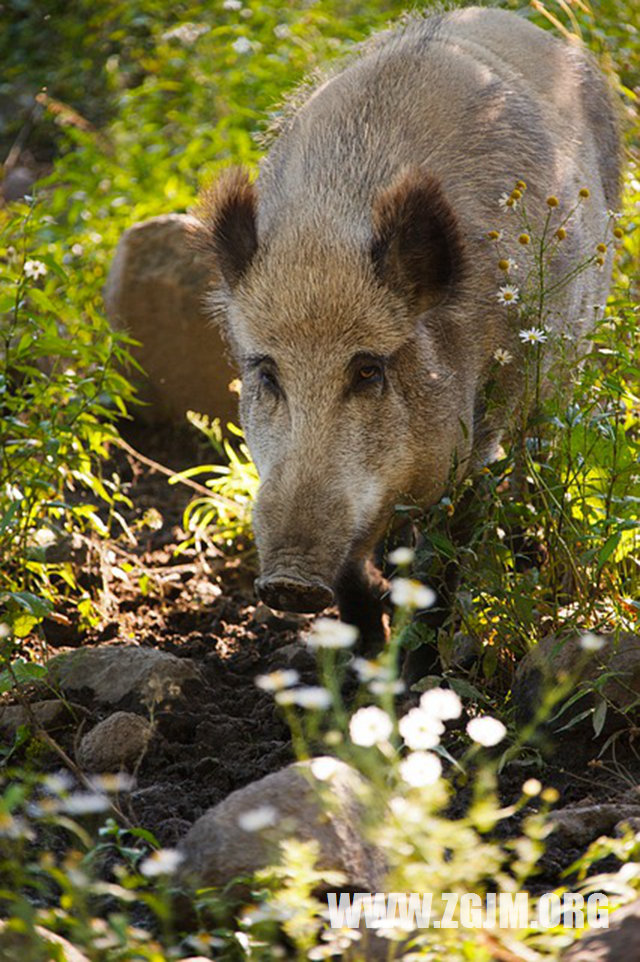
[196,166,472,614]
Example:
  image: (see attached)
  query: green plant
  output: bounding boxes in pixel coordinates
[0,0,638,959]
[172,412,259,554]
[400,177,639,688]
[0,199,136,659]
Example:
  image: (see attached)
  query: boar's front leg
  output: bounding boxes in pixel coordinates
[335,559,390,657]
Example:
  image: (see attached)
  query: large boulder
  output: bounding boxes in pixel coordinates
[178,757,386,891]
[513,632,640,735]
[104,213,238,425]
[562,898,640,961]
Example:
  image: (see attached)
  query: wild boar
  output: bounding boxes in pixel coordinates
[195,6,620,649]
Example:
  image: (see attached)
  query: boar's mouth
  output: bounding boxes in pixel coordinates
[255,574,335,614]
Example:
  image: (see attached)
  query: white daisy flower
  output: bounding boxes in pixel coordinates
[398,707,443,750]
[140,848,183,877]
[162,22,209,44]
[60,793,109,815]
[352,658,392,682]
[0,813,34,841]
[369,679,405,696]
[390,578,436,611]
[232,35,251,53]
[86,773,136,794]
[310,757,342,781]
[498,192,517,211]
[237,805,278,832]
[580,632,606,652]
[399,751,442,787]
[275,686,332,710]
[349,706,393,747]
[466,716,507,747]
[223,0,242,8]
[388,546,415,566]
[497,284,520,306]
[522,778,542,797]
[306,617,358,649]
[23,259,47,279]
[518,327,548,344]
[255,669,300,692]
[493,348,513,366]
[420,686,462,721]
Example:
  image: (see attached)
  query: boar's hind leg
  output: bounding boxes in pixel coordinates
[335,559,390,657]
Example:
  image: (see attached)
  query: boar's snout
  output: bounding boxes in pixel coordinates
[255,574,335,614]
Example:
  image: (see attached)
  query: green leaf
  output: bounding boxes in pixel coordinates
[592,698,608,737]
[11,613,40,638]
[596,531,621,570]
[7,591,53,617]
[0,658,47,693]
[36,254,68,283]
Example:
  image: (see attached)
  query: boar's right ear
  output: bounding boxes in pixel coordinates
[370,167,464,312]
[192,167,258,289]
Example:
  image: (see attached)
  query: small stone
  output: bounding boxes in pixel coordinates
[253,602,307,631]
[0,166,37,202]
[268,642,317,674]
[76,711,152,772]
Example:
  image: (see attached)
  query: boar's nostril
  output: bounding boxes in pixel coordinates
[255,576,334,614]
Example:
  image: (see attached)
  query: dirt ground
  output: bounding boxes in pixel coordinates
[11,421,640,896]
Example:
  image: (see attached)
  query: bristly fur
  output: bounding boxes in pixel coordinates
[192,167,257,288]
[371,166,465,311]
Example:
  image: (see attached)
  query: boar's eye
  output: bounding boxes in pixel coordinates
[247,355,281,397]
[259,366,280,395]
[351,354,385,391]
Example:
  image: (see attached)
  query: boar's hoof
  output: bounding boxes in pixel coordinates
[255,576,334,614]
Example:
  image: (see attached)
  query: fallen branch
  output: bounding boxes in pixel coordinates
[112,434,240,511]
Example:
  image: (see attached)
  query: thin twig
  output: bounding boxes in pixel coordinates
[112,435,239,510]
[7,667,136,830]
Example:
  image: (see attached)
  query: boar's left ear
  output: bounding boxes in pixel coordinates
[370,167,464,312]
[192,166,258,289]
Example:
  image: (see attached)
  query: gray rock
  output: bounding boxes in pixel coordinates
[513,632,640,730]
[0,165,37,202]
[76,711,153,772]
[178,757,386,890]
[268,641,317,674]
[551,803,640,845]
[0,699,83,736]
[104,213,238,426]
[47,644,200,705]
[562,898,640,961]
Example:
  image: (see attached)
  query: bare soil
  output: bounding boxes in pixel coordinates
[10,421,640,895]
